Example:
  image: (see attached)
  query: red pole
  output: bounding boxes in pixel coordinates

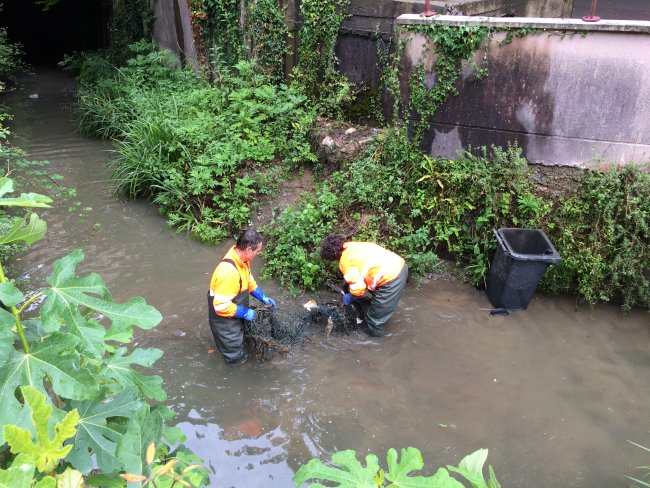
[421,0,434,17]
[582,0,600,22]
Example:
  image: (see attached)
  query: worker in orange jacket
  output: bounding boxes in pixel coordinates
[208,229,277,365]
[320,235,408,337]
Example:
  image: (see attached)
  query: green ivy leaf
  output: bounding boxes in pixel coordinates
[292,449,380,487]
[41,250,162,341]
[3,386,80,473]
[0,281,24,306]
[67,387,142,475]
[0,213,48,246]
[0,333,98,444]
[386,447,465,487]
[98,347,166,401]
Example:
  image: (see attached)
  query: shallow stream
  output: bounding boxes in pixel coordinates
[5,70,650,487]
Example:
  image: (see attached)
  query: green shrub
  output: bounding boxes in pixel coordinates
[543,165,650,310]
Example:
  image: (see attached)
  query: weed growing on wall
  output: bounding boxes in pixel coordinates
[245,0,290,84]
[402,23,491,141]
[291,0,353,116]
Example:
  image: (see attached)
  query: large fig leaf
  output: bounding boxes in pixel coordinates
[41,250,162,346]
[66,386,143,475]
[0,332,98,444]
[0,307,17,363]
[116,403,166,479]
[292,449,381,488]
[98,347,166,401]
[447,449,491,488]
[0,453,39,488]
[386,448,465,488]
[3,386,80,473]
[0,177,52,208]
[0,213,47,246]
[0,281,24,306]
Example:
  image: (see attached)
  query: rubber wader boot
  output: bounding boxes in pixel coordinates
[364,264,408,337]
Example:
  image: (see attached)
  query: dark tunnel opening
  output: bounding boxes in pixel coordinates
[0,0,110,67]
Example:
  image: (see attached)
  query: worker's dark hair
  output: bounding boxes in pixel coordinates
[236,228,263,251]
[320,235,346,261]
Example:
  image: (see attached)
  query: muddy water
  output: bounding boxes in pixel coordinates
[5,70,650,487]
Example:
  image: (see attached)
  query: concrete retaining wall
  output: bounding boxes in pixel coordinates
[336,0,572,88]
[396,16,650,167]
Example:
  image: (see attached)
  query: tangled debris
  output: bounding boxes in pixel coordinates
[242,299,366,360]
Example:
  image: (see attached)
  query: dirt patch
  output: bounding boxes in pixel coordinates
[528,164,585,199]
[253,118,381,228]
[310,117,381,174]
[252,166,315,228]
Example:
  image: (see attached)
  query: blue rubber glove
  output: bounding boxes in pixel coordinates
[263,296,277,309]
[251,288,277,310]
[342,293,354,305]
[234,305,257,321]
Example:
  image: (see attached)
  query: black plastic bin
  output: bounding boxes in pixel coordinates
[487,228,561,310]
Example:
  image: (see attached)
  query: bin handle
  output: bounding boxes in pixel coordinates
[493,228,510,256]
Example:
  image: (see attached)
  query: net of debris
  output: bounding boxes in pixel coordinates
[243,298,367,360]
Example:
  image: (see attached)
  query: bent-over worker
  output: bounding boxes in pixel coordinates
[320,235,408,337]
[208,229,276,365]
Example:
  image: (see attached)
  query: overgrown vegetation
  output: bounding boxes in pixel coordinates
[542,166,650,311]
[76,41,316,242]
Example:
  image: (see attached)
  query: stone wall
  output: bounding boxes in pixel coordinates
[396,16,650,167]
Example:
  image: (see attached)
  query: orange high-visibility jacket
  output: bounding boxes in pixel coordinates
[339,242,405,296]
[209,246,258,318]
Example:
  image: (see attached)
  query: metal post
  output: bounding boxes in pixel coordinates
[421,0,434,17]
[582,0,600,22]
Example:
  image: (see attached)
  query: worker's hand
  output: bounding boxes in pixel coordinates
[251,288,276,309]
[243,308,257,321]
[342,293,354,305]
[262,296,277,310]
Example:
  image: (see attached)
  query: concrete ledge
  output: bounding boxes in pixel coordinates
[396,14,650,33]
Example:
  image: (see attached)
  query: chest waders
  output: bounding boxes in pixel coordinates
[207,259,249,364]
[365,264,408,337]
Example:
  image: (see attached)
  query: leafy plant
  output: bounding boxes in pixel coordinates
[542,165,650,310]
[0,175,209,486]
[293,447,500,487]
[4,386,80,474]
[0,26,29,91]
